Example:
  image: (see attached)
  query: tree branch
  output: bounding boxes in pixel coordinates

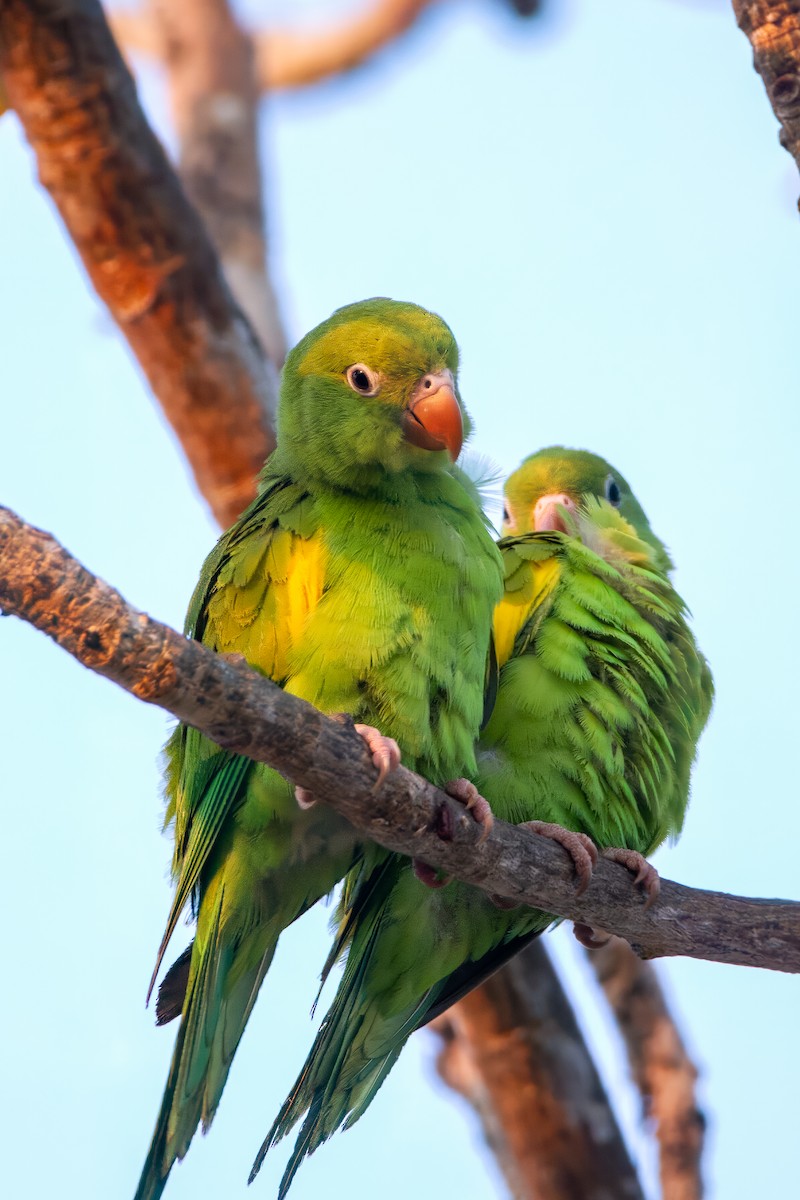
[0,0,277,528]
[255,0,438,91]
[732,2,800,183]
[147,0,287,367]
[2,501,798,974]
[431,940,646,1200]
[113,0,438,92]
[587,939,706,1200]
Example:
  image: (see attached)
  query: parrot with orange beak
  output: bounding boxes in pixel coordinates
[255,446,712,1199]
[133,299,503,1200]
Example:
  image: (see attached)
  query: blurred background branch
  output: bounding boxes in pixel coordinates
[0,0,277,528]
[587,939,705,1200]
[431,940,647,1200]
[116,1,441,91]
[145,0,287,364]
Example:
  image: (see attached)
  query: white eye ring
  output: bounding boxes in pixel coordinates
[345,364,381,396]
[604,474,622,507]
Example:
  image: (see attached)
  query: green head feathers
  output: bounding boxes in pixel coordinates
[275,299,471,490]
[503,446,672,573]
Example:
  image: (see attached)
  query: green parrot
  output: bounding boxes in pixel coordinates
[253,445,713,1197]
[134,299,504,1200]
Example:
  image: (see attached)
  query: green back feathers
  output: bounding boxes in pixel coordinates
[485,446,713,852]
[255,446,714,1199]
[484,528,710,852]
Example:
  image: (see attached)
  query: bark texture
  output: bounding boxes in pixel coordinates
[2,502,799,974]
[733,1,800,183]
[149,0,287,366]
[433,940,645,1200]
[0,0,277,528]
[588,939,705,1200]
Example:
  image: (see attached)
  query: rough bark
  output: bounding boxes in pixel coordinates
[2,502,799,974]
[433,940,645,1200]
[733,2,800,184]
[0,0,277,528]
[148,0,287,367]
[588,939,705,1200]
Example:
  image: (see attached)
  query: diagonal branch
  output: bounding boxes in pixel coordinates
[431,940,646,1200]
[587,938,705,1200]
[732,2,800,182]
[2,501,799,974]
[0,0,277,528]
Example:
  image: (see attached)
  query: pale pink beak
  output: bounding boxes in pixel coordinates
[533,493,578,533]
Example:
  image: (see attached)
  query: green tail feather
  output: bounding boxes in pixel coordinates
[134,890,276,1200]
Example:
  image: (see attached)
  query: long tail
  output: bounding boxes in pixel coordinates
[134,889,276,1200]
[250,864,552,1199]
[249,878,427,1199]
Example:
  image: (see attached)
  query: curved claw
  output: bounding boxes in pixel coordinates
[354,723,402,793]
[603,847,661,908]
[295,721,400,808]
[521,821,599,895]
[444,778,494,842]
[573,922,612,950]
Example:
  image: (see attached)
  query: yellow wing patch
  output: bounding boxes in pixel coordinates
[205,527,328,684]
[494,554,561,669]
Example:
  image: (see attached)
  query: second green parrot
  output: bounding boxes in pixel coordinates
[253,446,713,1197]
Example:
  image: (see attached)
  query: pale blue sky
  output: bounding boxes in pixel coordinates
[1,1,798,1198]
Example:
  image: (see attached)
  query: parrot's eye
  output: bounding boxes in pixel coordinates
[604,475,622,507]
[346,364,381,396]
[502,505,510,523]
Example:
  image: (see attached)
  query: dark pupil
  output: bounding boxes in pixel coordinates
[352,369,370,391]
[502,506,510,522]
[608,480,621,504]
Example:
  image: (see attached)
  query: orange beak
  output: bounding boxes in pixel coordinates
[533,493,578,533]
[402,370,463,462]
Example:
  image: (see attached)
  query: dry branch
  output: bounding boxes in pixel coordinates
[733,2,800,183]
[254,0,437,91]
[0,0,277,528]
[114,0,437,92]
[432,940,646,1200]
[2,501,799,974]
[147,0,287,367]
[587,939,705,1200]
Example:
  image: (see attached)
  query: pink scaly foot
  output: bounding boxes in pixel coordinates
[412,779,493,889]
[603,847,661,908]
[573,848,659,949]
[521,820,599,895]
[444,777,494,842]
[354,723,402,792]
[295,721,401,809]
